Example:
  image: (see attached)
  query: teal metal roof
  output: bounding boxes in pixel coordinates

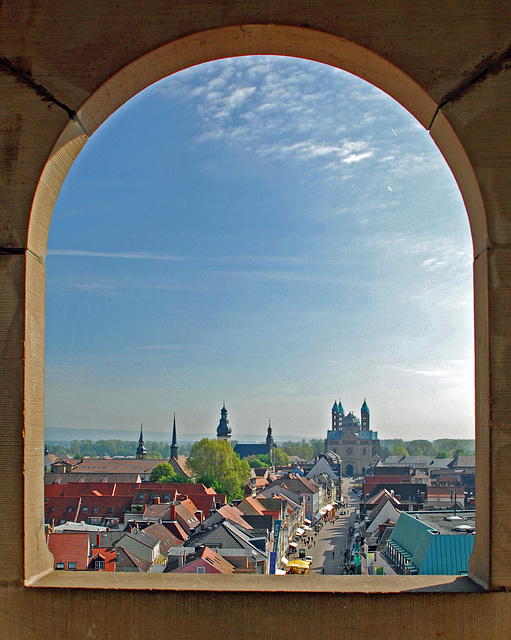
[359,430,377,440]
[387,512,474,575]
[421,535,474,575]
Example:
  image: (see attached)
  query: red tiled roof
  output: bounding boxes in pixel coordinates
[70,459,164,474]
[172,502,200,533]
[143,522,183,554]
[45,494,133,524]
[45,496,82,524]
[172,546,235,574]
[165,521,189,542]
[239,496,266,516]
[88,547,116,571]
[183,494,217,518]
[216,504,253,530]
[47,532,90,570]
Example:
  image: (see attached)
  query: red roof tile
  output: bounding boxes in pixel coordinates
[47,532,90,570]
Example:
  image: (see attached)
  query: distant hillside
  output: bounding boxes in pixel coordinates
[44,426,306,445]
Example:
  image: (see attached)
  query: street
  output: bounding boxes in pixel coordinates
[308,477,359,575]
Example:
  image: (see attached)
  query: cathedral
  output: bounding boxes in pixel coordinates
[324,398,381,476]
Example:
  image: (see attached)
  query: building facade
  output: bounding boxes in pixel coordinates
[325,399,381,476]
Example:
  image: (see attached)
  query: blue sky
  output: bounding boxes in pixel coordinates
[45,56,474,442]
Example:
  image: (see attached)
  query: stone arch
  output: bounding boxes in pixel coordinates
[27,26,489,584]
[5,4,511,635]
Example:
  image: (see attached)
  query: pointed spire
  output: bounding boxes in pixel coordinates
[136,424,147,459]
[266,419,274,448]
[170,413,178,460]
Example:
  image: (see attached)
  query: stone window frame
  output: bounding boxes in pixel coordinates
[26,25,489,591]
[4,21,508,637]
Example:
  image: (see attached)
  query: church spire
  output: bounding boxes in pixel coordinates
[170,413,178,460]
[136,424,147,459]
[266,419,274,448]
[216,401,232,443]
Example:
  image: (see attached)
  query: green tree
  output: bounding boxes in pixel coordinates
[409,444,424,456]
[298,440,314,461]
[147,451,163,460]
[149,463,177,482]
[392,443,409,456]
[69,440,82,457]
[435,450,449,459]
[249,458,268,468]
[272,447,290,466]
[187,439,251,501]
[197,474,225,495]
[309,439,325,456]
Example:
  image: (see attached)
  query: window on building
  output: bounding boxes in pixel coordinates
[55,562,64,570]
[68,562,77,570]
[196,566,206,574]
[95,560,105,570]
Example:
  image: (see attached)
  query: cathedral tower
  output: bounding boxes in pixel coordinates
[361,399,370,431]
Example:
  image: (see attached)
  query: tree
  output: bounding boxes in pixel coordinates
[149,463,177,482]
[309,439,325,456]
[272,447,290,466]
[146,451,163,460]
[409,444,424,456]
[435,450,449,459]
[249,458,268,468]
[187,439,251,501]
[391,443,409,456]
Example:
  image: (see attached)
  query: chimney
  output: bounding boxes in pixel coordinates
[154,496,160,504]
[97,533,101,547]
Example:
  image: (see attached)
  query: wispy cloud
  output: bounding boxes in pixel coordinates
[48,249,185,261]
[162,57,382,176]
[130,344,192,351]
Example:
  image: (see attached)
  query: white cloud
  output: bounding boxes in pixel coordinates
[48,249,185,261]
[342,151,374,164]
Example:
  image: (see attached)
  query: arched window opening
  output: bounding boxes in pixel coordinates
[43,56,475,578]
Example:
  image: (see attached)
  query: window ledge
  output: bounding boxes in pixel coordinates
[28,572,484,593]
